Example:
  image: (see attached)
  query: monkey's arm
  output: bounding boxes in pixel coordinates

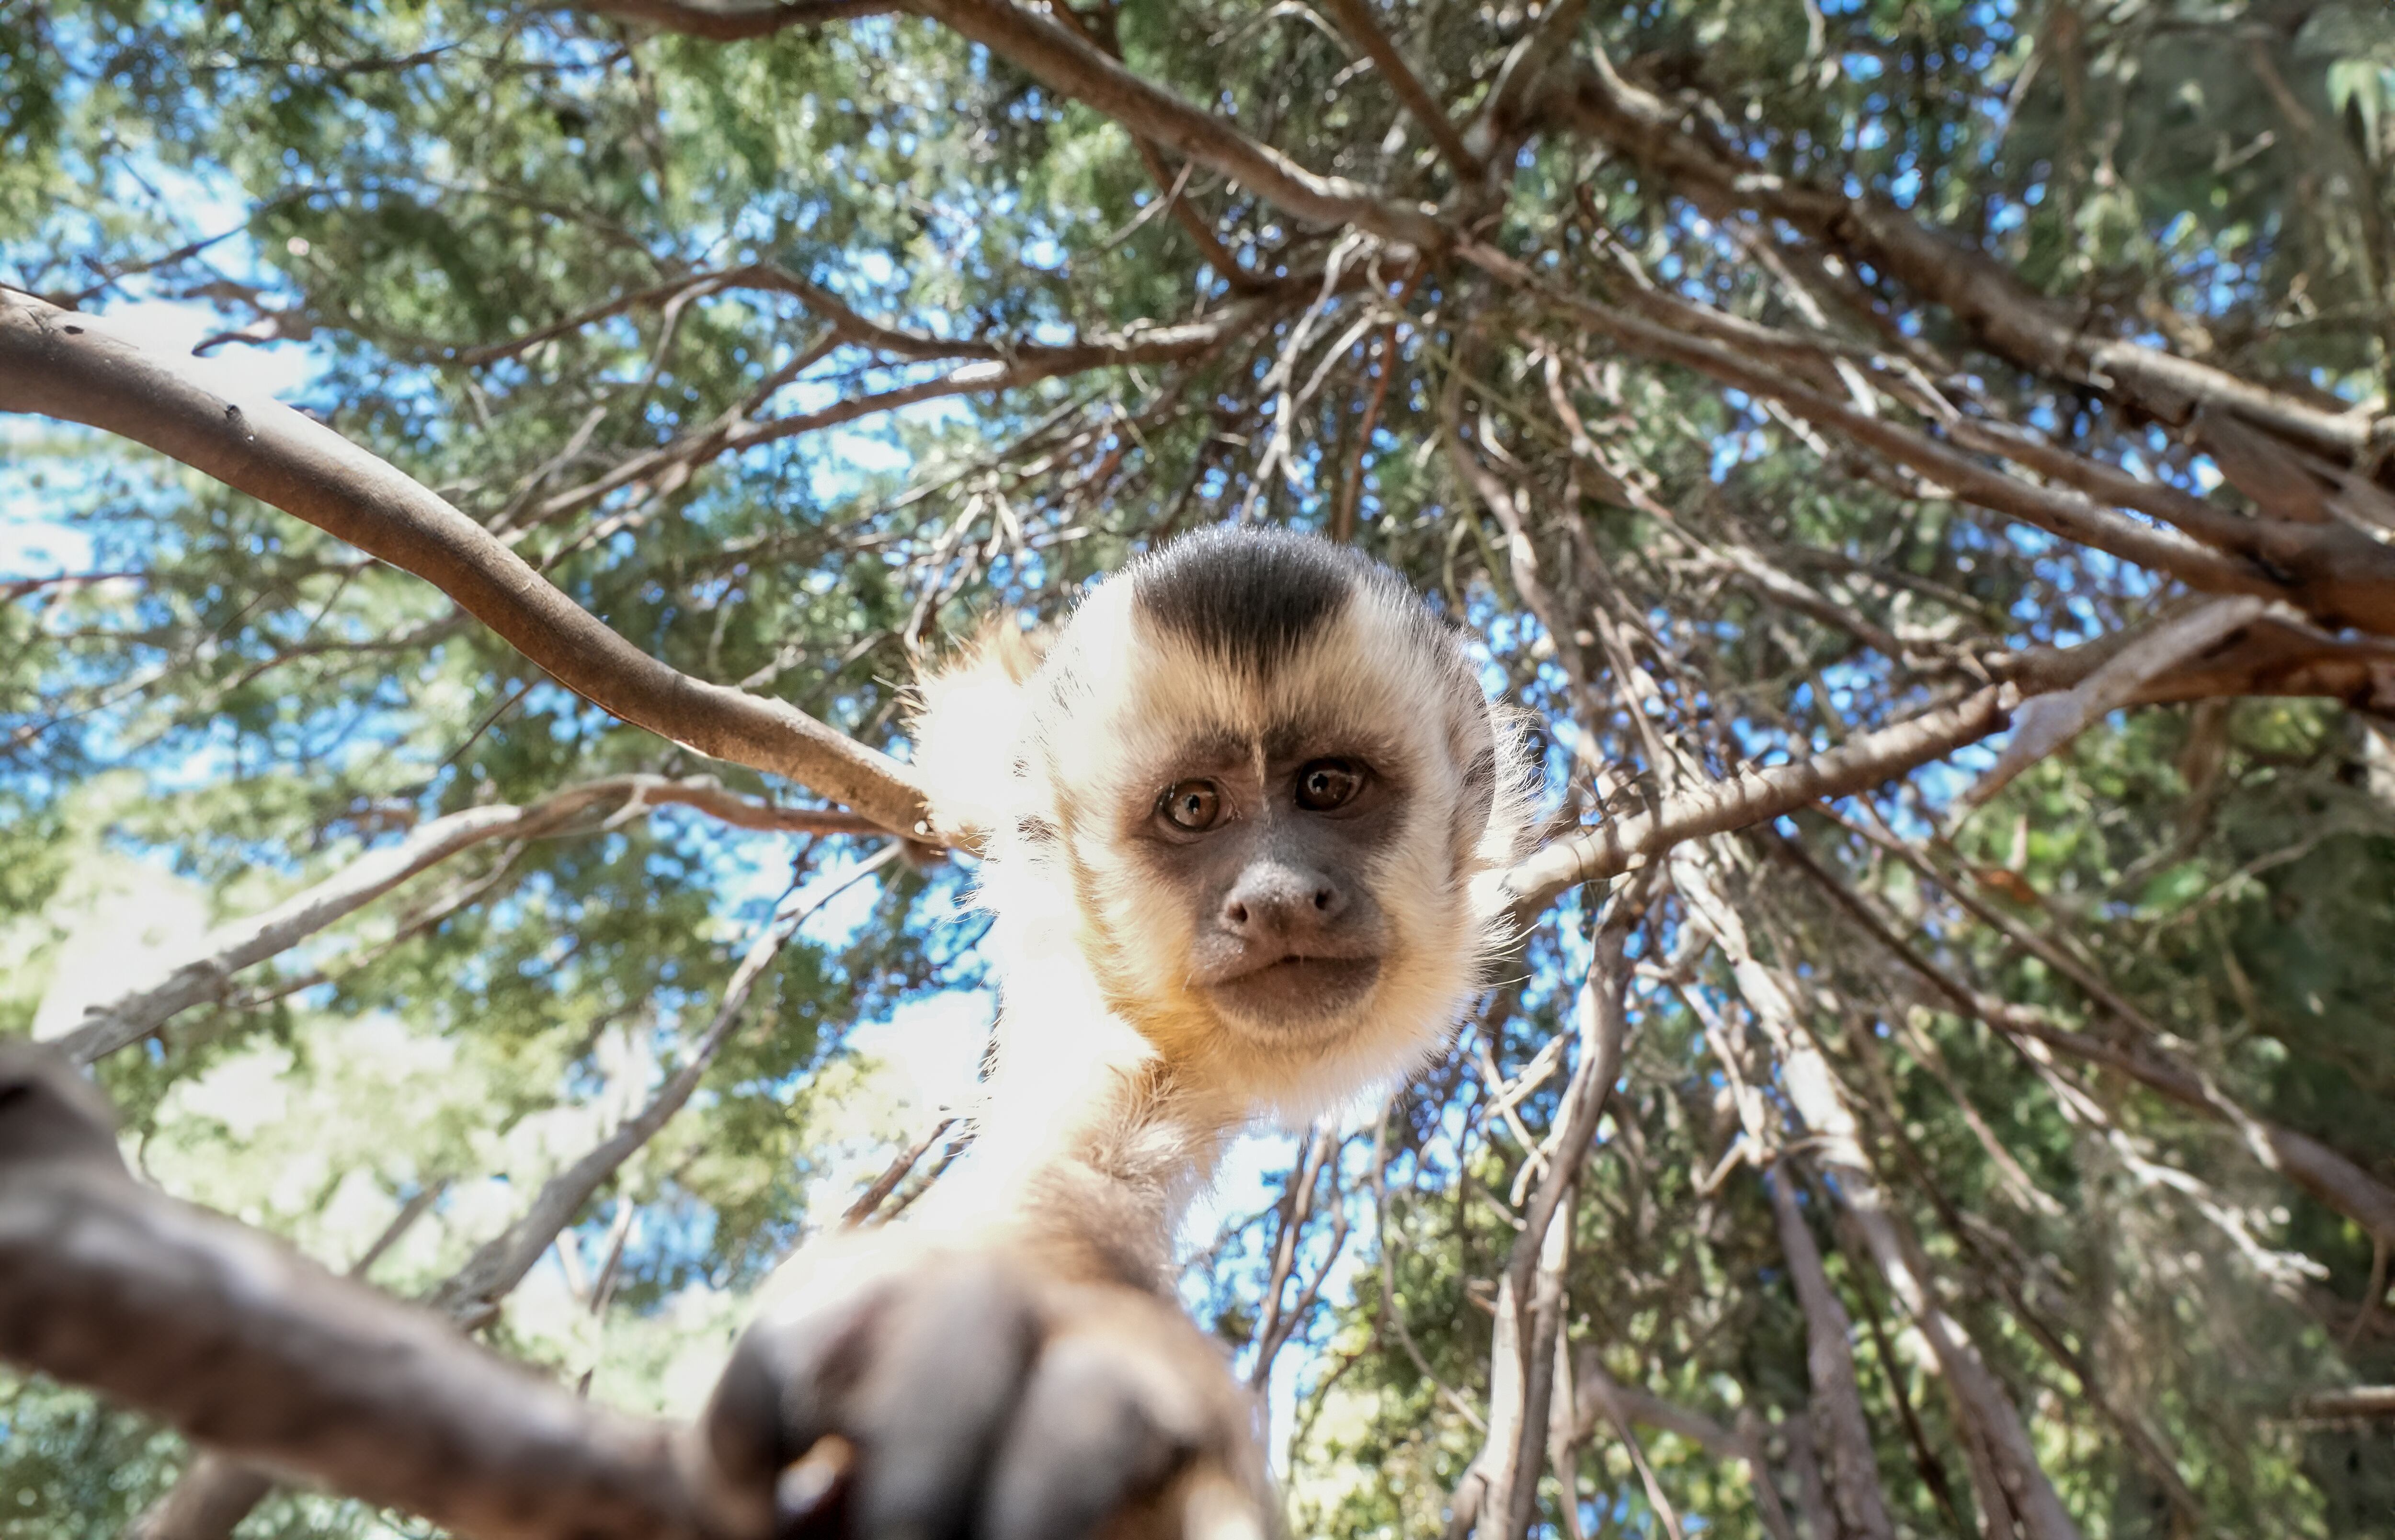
[699,1078,1271,1540]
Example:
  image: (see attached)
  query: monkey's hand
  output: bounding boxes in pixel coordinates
[699,1236,1272,1540]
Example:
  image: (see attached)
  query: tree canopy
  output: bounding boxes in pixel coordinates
[5,1,2395,1536]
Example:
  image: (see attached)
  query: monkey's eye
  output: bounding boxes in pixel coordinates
[1158,779,1226,832]
[1295,759,1366,812]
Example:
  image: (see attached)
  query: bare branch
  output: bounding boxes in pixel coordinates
[1471,0,1591,162]
[1457,900,1640,1540]
[1675,853,2085,1540]
[0,1046,748,1540]
[432,847,896,1320]
[1566,1354,1797,1540]
[1370,1101,1487,1434]
[529,294,1286,521]
[1460,243,2311,608]
[1248,1127,1354,1391]
[1961,597,2273,808]
[123,1457,276,1540]
[1569,258,2395,620]
[1501,684,2013,918]
[0,289,928,835]
[841,1115,960,1228]
[2291,1387,2395,1421]
[147,857,891,1540]
[52,774,879,1065]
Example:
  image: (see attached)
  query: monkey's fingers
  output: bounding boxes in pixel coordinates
[1162,1467,1274,1540]
[981,1333,1193,1540]
[701,1251,1271,1540]
[703,1286,883,1495]
[703,1257,1054,1539]
[843,1258,1042,1539]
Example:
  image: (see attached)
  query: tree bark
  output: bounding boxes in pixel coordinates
[0,1046,746,1540]
[1676,852,2085,1540]
[0,289,927,835]
[1765,1164,1896,1540]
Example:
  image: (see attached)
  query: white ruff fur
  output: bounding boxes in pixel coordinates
[896,553,1535,1292]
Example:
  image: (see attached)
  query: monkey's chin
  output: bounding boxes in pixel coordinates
[1201,956,1382,1034]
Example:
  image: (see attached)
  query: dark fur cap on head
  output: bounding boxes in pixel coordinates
[909,525,1538,1105]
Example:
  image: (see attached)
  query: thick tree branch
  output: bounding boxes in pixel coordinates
[1544,50,2388,464]
[51,774,878,1065]
[0,289,928,835]
[1462,244,2376,612]
[1573,261,2395,615]
[1318,0,1478,177]
[1762,1165,1894,1540]
[0,1046,749,1540]
[908,0,1445,248]
[1675,856,2084,1540]
[1501,684,2013,917]
[133,1191,452,1540]
[2292,1387,2395,1421]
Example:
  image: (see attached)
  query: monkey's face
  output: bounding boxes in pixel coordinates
[1014,529,1518,1101]
[1139,729,1399,1032]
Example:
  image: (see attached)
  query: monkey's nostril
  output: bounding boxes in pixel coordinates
[1312,888,1334,911]
[1225,901,1250,927]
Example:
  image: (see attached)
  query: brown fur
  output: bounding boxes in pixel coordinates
[900,535,1535,1273]
[752,532,1538,1537]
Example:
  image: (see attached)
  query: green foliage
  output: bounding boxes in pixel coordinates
[5,0,2395,1535]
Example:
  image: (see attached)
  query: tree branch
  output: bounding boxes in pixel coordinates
[431,850,892,1320]
[529,297,1280,521]
[2291,1387,2395,1421]
[1464,904,1638,1540]
[1674,854,2084,1540]
[144,856,890,1540]
[0,289,928,835]
[1779,835,2395,1250]
[1318,0,1477,178]
[907,0,1445,248]
[1460,244,2324,607]
[1761,1164,1894,1540]
[51,774,880,1065]
[0,1046,749,1540]
[1565,1352,1799,1540]
[1501,684,2013,918]
[1543,49,2388,464]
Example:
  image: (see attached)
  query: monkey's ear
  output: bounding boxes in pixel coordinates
[907,614,1049,843]
[1466,702,1546,920]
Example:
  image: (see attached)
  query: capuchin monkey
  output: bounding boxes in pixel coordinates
[701,527,1538,1540]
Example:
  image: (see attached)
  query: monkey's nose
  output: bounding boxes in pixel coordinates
[1221,866,1347,940]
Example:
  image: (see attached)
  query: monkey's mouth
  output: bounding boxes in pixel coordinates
[1202,954,1382,1024]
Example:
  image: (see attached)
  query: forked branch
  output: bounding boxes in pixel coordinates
[1544,48,2388,463]
[0,289,928,836]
